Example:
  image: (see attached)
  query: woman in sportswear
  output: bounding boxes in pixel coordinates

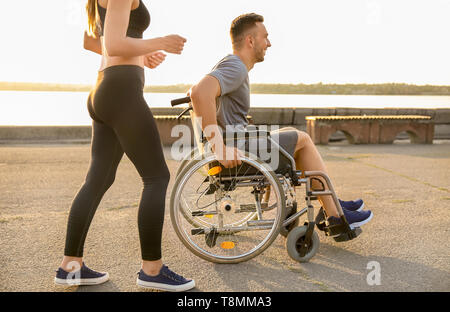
[54,0,195,292]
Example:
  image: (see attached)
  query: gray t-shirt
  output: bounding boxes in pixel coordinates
[208,54,250,131]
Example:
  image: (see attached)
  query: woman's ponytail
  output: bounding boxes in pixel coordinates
[86,0,99,38]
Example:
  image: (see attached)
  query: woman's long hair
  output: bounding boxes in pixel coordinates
[86,0,99,38]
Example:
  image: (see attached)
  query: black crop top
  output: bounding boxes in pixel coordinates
[97,0,150,39]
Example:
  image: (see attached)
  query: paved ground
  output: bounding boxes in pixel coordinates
[1,140,449,292]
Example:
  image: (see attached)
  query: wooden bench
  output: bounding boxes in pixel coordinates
[306,115,434,144]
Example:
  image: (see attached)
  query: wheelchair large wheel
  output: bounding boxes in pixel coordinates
[174,148,259,229]
[170,152,286,264]
[175,148,198,178]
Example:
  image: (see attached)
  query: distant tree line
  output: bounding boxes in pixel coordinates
[0,82,93,92]
[250,83,450,95]
[144,84,191,93]
[0,81,449,95]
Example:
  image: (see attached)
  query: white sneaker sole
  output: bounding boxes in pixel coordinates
[349,210,373,229]
[54,272,109,286]
[137,278,195,292]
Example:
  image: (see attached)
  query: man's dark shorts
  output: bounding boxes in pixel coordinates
[270,129,298,159]
[231,128,299,172]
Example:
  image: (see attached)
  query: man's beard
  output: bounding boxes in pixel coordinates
[254,48,266,63]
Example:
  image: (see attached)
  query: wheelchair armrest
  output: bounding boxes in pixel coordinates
[201,129,271,144]
[222,130,271,142]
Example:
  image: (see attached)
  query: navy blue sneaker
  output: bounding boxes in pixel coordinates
[137,265,195,292]
[54,262,109,286]
[328,209,373,230]
[339,199,364,212]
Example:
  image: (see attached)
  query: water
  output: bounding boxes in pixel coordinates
[0,91,449,126]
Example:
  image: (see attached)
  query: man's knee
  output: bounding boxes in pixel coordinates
[278,126,297,133]
[295,130,313,150]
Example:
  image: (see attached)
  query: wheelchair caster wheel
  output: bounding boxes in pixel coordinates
[286,225,320,263]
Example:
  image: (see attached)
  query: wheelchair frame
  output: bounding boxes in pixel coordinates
[170,97,362,263]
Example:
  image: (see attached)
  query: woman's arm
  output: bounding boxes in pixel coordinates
[83,31,102,55]
[104,0,186,57]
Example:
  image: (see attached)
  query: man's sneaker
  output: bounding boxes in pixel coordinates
[137,265,195,292]
[339,199,364,212]
[54,262,109,286]
[328,209,373,230]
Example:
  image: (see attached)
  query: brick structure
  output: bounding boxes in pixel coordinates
[306,115,434,145]
[153,115,193,146]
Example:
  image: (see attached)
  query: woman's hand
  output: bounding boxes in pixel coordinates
[144,51,166,69]
[161,35,187,54]
[84,31,102,55]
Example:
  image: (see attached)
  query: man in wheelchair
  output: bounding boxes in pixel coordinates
[188,13,373,236]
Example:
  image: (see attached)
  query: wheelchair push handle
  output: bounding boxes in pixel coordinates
[171,96,191,107]
[171,96,193,120]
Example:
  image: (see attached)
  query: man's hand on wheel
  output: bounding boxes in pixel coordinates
[212,144,243,169]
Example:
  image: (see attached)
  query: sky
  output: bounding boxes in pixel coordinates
[0,0,449,86]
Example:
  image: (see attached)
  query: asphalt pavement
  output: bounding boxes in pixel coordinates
[0,140,449,292]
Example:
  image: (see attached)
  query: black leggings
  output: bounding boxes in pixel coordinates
[64,65,169,261]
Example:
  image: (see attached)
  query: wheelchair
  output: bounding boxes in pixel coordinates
[169,97,362,264]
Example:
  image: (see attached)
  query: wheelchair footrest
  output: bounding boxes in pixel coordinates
[322,223,363,242]
[315,207,363,242]
[332,227,362,242]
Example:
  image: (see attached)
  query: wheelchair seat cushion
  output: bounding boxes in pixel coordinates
[219,129,298,175]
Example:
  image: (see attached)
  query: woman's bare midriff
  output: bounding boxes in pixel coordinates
[98,36,144,72]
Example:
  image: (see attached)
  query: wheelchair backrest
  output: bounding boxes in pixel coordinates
[189,108,297,176]
[189,109,207,155]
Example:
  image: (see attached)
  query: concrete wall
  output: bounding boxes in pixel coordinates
[1,108,449,144]
[0,126,92,144]
[245,107,450,140]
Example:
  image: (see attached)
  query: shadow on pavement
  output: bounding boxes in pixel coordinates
[211,242,449,292]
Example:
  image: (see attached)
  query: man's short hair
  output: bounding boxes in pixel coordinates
[230,13,264,50]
